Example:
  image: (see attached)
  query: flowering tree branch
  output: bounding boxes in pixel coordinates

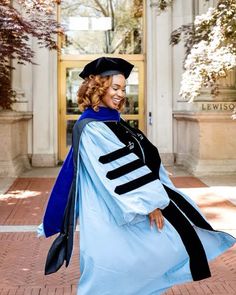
[153,0,236,105]
[170,0,236,102]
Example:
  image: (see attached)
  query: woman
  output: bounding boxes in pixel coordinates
[38,57,236,295]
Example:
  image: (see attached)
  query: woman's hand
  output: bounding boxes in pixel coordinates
[148,208,164,231]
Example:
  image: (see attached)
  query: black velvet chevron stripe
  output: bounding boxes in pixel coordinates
[99,146,133,164]
[115,172,158,194]
[106,159,144,180]
[162,201,211,281]
[163,184,213,231]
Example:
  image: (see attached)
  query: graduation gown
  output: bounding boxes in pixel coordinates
[38,107,235,295]
[76,119,235,295]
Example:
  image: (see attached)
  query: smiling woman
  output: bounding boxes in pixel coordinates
[78,74,126,112]
[99,74,126,110]
[39,57,236,295]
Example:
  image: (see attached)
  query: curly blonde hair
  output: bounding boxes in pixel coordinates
[77,75,125,112]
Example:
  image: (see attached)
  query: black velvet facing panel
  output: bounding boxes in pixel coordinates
[162,201,211,281]
[115,172,158,194]
[163,184,213,231]
[106,159,145,180]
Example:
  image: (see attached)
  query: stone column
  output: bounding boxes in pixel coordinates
[10,0,33,163]
[8,1,58,169]
[217,70,236,101]
[146,1,174,165]
[31,45,58,167]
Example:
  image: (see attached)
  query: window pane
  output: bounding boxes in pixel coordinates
[66,68,83,115]
[61,0,143,55]
[124,67,139,114]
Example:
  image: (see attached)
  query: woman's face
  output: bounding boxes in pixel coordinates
[100,74,126,110]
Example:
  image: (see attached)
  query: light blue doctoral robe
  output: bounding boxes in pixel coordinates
[76,121,235,295]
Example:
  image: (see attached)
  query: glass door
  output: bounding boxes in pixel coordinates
[58,0,146,160]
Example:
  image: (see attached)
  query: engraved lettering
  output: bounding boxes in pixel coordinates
[200,102,236,111]
[229,103,235,110]
[212,104,219,110]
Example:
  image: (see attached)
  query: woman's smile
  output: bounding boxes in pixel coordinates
[100,74,126,109]
[112,97,122,105]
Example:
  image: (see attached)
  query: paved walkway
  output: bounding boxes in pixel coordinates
[0,167,235,295]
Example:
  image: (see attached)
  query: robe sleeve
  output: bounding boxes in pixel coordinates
[79,122,170,226]
[159,162,175,187]
[36,223,45,237]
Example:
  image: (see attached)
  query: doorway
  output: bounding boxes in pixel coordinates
[58,0,146,160]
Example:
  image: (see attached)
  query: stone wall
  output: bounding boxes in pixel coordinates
[0,111,32,176]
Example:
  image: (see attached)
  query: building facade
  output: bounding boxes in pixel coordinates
[9,0,236,176]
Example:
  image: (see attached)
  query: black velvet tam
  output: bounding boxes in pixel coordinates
[79,57,134,79]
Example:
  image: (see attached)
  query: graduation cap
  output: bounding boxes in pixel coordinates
[79,57,134,79]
